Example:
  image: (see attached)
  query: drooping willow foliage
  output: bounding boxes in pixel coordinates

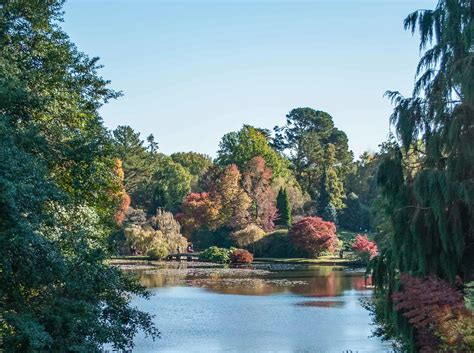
[372,0,474,349]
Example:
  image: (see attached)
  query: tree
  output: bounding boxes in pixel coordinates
[178,192,220,236]
[289,216,338,257]
[112,125,154,194]
[338,193,371,232]
[372,1,474,350]
[243,157,277,231]
[318,144,345,213]
[171,152,213,176]
[171,152,213,190]
[321,202,337,224]
[113,159,131,225]
[216,125,290,179]
[146,134,159,154]
[178,164,252,244]
[141,154,192,213]
[276,188,292,227]
[214,164,252,230]
[271,177,308,216]
[352,234,377,264]
[0,1,157,350]
[124,209,187,258]
[274,108,353,199]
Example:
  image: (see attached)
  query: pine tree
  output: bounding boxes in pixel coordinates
[276,187,292,227]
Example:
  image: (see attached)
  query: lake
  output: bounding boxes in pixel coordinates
[119,261,390,353]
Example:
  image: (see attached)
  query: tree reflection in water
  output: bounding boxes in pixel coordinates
[123,262,372,297]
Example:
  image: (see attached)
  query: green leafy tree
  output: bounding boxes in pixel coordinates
[171,152,212,176]
[274,108,353,199]
[136,154,192,214]
[0,1,157,351]
[338,193,371,232]
[318,144,345,213]
[372,1,474,350]
[216,125,290,179]
[171,151,213,190]
[276,188,292,227]
[112,125,159,203]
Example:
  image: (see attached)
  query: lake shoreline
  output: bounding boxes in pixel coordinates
[109,255,364,268]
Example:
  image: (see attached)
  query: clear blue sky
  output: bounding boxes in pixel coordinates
[62,0,436,159]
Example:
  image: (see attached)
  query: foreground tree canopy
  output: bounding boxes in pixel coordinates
[0,1,157,351]
[371,0,474,351]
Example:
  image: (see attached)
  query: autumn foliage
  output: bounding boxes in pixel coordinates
[289,216,338,257]
[113,159,131,225]
[178,192,219,236]
[243,156,277,231]
[230,249,254,264]
[392,274,474,352]
[351,234,377,263]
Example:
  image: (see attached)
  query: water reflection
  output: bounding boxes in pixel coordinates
[123,262,390,353]
[123,262,372,297]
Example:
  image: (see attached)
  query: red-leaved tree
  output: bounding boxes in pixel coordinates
[289,216,338,257]
[352,234,377,264]
[392,274,474,352]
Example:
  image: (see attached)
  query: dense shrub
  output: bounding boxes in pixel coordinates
[230,249,254,264]
[392,274,474,352]
[338,193,371,232]
[289,216,338,257]
[352,234,377,264]
[146,244,168,260]
[252,230,304,258]
[232,224,265,248]
[190,226,234,250]
[199,246,231,263]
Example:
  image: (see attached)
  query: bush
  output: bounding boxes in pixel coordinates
[392,274,474,352]
[146,244,168,260]
[289,216,338,257]
[232,224,265,248]
[199,246,231,263]
[252,230,304,258]
[230,249,253,264]
[351,234,377,264]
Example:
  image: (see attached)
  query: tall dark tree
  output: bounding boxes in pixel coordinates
[112,125,156,196]
[317,144,345,213]
[276,188,292,227]
[274,108,353,199]
[373,1,474,350]
[0,1,157,351]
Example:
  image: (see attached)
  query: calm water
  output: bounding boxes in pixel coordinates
[122,262,390,353]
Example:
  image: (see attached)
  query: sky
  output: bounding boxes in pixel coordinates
[62,0,437,159]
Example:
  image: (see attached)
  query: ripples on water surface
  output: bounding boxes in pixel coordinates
[118,261,391,353]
